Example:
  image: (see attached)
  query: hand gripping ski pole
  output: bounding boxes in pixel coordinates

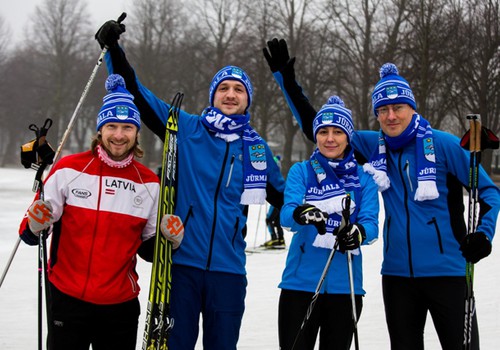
[0,118,54,289]
[291,194,351,350]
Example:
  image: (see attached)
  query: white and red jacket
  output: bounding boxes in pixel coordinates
[19,150,159,304]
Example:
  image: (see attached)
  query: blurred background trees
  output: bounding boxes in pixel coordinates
[1,0,500,175]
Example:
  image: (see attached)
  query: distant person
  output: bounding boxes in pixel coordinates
[264,37,500,349]
[279,96,379,349]
[18,74,184,350]
[262,155,286,249]
[95,20,286,350]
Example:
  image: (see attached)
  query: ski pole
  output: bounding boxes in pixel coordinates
[253,203,264,248]
[0,116,55,289]
[53,12,126,164]
[347,251,360,350]
[462,114,481,350]
[0,12,127,289]
[0,239,21,288]
[459,114,499,349]
[291,194,351,350]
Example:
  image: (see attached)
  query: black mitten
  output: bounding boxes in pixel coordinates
[460,232,492,263]
[293,204,328,235]
[95,20,126,49]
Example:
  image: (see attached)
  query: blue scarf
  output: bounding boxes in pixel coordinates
[305,148,361,250]
[201,107,267,204]
[363,114,438,201]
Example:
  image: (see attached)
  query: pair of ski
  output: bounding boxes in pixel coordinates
[142,92,184,350]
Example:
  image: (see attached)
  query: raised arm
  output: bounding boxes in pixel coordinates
[263,38,317,142]
[95,20,172,141]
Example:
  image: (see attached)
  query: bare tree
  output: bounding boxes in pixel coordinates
[401,0,461,129]
[124,0,188,167]
[23,0,95,155]
[190,0,252,68]
[0,15,10,64]
[254,0,322,174]
[449,0,500,173]
[0,15,12,165]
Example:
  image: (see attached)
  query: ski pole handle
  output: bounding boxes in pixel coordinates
[466,114,481,153]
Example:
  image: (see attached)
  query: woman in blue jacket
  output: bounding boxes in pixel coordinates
[264,38,500,350]
[95,22,286,350]
[279,96,379,350]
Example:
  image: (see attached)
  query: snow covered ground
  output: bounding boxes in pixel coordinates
[0,166,499,349]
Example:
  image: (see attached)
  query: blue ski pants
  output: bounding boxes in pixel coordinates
[168,265,247,350]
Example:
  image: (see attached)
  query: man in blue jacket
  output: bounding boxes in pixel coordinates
[95,22,285,350]
[263,38,500,350]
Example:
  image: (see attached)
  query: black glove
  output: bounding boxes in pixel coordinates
[263,38,296,80]
[293,204,328,235]
[335,223,366,253]
[95,20,126,49]
[460,232,492,263]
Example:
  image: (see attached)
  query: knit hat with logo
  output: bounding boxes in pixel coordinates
[371,63,416,117]
[97,74,140,131]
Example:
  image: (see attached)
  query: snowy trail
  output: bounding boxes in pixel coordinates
[0,167,498,349]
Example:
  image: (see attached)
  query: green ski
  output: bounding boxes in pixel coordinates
[143,92,184,350]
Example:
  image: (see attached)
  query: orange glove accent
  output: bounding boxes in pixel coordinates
[160,214,184,249]
[27,200,54,234]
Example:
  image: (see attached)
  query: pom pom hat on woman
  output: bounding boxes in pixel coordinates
[312,95,354,142]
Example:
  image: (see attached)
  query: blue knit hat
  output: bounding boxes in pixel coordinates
[97,74,140,131]
[372,63,416,116]
[312,96,354,142]
[208,65,253,111]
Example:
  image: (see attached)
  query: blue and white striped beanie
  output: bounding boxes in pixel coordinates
[96,74,141,131]
[371,63,416,117]
[208,65,253,111]
[312,96,354,142]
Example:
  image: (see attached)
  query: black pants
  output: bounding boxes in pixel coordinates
[278,289,362,350]
[266,205,284,240]
[48,283,140,350]
[383,275,479,350]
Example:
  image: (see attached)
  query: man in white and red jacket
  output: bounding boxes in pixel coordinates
[18,74,183,350]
